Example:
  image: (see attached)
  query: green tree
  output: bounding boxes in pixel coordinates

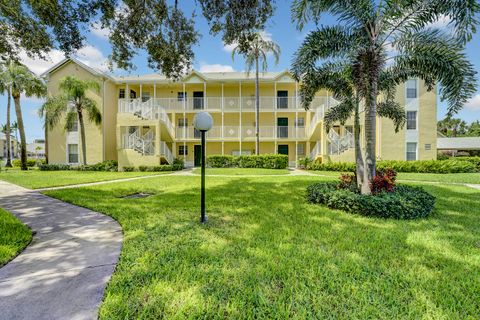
[467,120,480,137]
[437,117,468,137]
[46,76,102,165]
[6,62,46,170]
[292,0,478,193]
[38,96,65,164]
[1,1,274,80]
[232,32,280,154]
[0,62,12,167]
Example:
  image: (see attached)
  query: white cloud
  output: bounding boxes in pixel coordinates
[199,63,235,73]
[465,94,480,111]
[90,22,110,39]
[19,50,65,75]
[223,30,273,53]
[75,45,110,72]
[427,14,452,30]
[22,95,45,104]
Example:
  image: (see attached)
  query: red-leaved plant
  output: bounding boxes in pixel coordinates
[338,173,357,192]
[370,168,397,194]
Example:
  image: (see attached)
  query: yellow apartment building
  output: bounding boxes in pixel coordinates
[41,59,437,169]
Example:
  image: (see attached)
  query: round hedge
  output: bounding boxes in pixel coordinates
[306,182,435,219]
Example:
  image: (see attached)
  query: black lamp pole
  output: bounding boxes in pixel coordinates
[200,129,207,223]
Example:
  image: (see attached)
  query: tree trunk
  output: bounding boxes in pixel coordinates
[255,57,260,155]
[353,98,365,191]
[13,94,27,170]
[78,108,87,165]
[5,87,12,167]
[44,123,49,164]
[362,72,379,194]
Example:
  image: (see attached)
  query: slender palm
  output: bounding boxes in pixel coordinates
[232,32,281,154]
[47,76,101,165]
[7,61,46,170]
[10,121,19,157]
[38,96,65,164]
[292,0,478,193]
[0,62,12,167]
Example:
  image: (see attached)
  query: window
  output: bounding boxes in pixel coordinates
[178,118,188,127]
[67,115,78,132]
[277,91,288,109]
[119,89,125,99]
[425,144,431,151]
[130,90,137,99]
[406,111,417,130]
[177,92,187,101]
[295,117,305,127]
[406,79,417,99]
[297,143,305,155]
[179,145,188,155]
[68,144,79,163]
[406,142,417,161]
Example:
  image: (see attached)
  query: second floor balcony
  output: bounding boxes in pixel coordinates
[175,125,306,140]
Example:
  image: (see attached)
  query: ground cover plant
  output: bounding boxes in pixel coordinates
[43,175,480,319]
[0,208,31,266]
[192,168,290,175]
[0,170,169,189]
[207,154,288,169]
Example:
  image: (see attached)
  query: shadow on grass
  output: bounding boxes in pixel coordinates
[45,177,480,319]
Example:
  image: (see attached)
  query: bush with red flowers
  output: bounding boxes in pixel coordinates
[370,168,397,194]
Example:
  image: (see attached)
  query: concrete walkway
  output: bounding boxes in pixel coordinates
[0,180,123,320]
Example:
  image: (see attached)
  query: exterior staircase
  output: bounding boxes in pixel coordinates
[328,129,354,155]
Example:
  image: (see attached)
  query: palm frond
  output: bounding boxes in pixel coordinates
[324,98,356,131]
[377,100,406,132]
[83,98,102,126]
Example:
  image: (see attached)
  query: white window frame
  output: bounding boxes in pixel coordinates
[406,111,418,130]
[67,144,79,164]
[406,142,417,161]
[406,79,418,99]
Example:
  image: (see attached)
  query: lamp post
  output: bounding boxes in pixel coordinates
[193,112,213,224]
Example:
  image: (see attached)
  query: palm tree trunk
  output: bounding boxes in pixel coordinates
[13,94,27,170]
[78,109,87,165]
[255,57,260,155]
[353,97,365,191]
[5,87,12,167]
[44,123,49,164]
[362,72,379,194]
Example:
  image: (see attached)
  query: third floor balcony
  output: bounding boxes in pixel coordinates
[175,125,306,140]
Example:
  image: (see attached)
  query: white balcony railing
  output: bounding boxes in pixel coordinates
[174,125,306,140]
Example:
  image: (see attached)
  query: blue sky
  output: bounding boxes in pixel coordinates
[1,0,479,141]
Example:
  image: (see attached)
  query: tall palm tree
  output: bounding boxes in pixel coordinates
[292,0,478,193]
[38,96,65,164]
[232,32,281,154]
[0,62,12,167]
[47,76,101,165]
[10,121,19,157]
[7,61,46,170]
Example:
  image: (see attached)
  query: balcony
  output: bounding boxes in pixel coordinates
[175,125,306,140]
[118,96,334,112]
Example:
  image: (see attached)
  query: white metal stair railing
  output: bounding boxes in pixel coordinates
[159,141,173,164]
[310,142,321,159]
[328,129,354,155]
[123,131,155,156]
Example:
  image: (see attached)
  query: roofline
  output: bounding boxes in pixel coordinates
[40,58,115,81]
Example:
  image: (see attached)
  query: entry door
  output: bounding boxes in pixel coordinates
[193,91,204,110]
[278,144,289,155]
[277,117,289,138]
[277,90,288,109]
[194,145,202,166]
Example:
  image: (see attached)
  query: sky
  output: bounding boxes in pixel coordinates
[1,0,479,142]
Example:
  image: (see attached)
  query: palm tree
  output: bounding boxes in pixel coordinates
[10,121,19,157]
[47,76,101,165]
[0,62,12,167]
[38,96,65,164]
[292,0,478,193]
[232,32,281,154]
[7,61,46,170]
[437,117,468,137]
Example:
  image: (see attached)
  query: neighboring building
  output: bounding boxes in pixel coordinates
[437,136,480,156]
[41,58,437,168]
[27,139,46,159]
[0,133,19,161]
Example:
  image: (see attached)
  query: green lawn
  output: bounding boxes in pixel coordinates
[0,208,32,267]
[309,170,480,184]
[0,170,170,189]
[192,168,290,175]
[44,175,480,319]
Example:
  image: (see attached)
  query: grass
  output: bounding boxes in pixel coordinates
[192,168,290,175]
[44,175,480,319]
[0,169,170,189]
[0,208,32,267]
[309,170,480,184]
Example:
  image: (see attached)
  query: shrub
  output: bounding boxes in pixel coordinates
[306,182,435,219]
[138,165,148,172]
[370,168,397,194]
[38,164,71,171]
[207,154,288,169]
[123,166,135,172]
[338,173,357,192]
[447,157,480,170]
[172,158,184,171]
[307,159,477,173]
[12,158,38,167]
[297,157,313,169]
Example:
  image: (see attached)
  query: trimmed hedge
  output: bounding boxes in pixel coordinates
[38,164,71,171]
[207,154,289,169]
[12,159,41,167]
[444,157,480,170]
[307,182,435,219]
[123,158,184,172]
[308,159,478,173]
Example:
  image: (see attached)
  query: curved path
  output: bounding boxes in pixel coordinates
[0,180,123,320]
